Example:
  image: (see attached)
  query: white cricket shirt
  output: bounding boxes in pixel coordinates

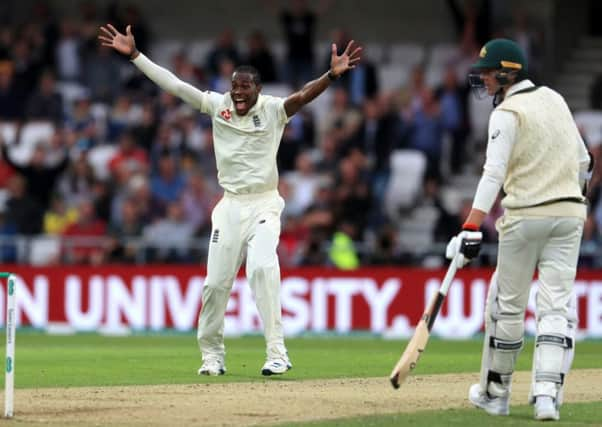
[132,53,291,195]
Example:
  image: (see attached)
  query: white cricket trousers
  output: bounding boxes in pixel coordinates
[480,214,583,397]
[197,190,288,362]
[492,215,583,339]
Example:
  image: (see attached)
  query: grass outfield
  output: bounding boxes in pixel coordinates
[279,402,602,426]
[1,333,601,426]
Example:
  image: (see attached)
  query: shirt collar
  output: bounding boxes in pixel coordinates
[505,79,535,97]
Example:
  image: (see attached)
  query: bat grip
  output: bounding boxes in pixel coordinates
[439,253,459,296]
[426,255,459,331]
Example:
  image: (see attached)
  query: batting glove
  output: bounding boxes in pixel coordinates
[445,224,482,268]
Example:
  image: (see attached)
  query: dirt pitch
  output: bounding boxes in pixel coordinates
[2,369,601,426]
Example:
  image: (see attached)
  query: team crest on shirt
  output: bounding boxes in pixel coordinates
[220,109,232,121]
[253,115,261,127]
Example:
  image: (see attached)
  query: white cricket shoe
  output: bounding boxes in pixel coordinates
[468,383,510,416]
[261,357,292,376]
[534,396,560,421]
[198,358,226,376]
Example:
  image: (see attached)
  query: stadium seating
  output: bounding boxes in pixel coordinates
[378,64,411,91]
[388,43,426,66]
[384,149,427,223]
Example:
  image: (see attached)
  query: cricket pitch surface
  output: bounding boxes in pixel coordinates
[5,369,602,426]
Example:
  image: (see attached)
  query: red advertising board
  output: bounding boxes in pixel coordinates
[0,266,600,338]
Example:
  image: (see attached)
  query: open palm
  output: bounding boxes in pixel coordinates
[98,24,136,57]
[330,40,362,77]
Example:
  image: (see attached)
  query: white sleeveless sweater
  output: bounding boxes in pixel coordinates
[496,86,586,218]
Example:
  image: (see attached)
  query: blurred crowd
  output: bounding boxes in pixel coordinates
[0,0,600,268]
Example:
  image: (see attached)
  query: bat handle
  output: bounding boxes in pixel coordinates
[439,254,459,296]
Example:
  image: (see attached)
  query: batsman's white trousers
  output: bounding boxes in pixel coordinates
[197,190,287,361]
[480,214,583,395]
[492,215,583,338]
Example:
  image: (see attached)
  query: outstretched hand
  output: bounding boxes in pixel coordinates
[330,40,362,77]
[98,24,137,58]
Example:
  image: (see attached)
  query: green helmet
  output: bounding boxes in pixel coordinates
[472,38,528,77]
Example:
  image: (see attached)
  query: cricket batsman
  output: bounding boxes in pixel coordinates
[445,39,593,420]
[99,24,361,376]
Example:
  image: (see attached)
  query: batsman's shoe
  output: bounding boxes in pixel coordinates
[534,396,559,421]
[198,358,226,376]
[261,357,292,376]
[468,384,510,416]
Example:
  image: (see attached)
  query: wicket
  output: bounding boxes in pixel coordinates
[1,273,15,418]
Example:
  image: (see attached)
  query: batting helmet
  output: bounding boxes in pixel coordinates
[470,38,528,85]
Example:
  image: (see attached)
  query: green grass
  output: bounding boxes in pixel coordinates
[278,402,602,426]
[1,333,601,426]
[0,333,600,388]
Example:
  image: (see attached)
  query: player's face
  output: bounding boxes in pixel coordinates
[479,69,500,96]
[230,72,260,116]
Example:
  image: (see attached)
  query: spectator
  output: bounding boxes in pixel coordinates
[127,174,164,224]
[446,0,491,47]
[83,44,121,103]
[180,169,215,235]
[245,30,278,83]
[172,51,204,87]
[505,9,543,81]
[25,69,64,123]
[274,0,333,87]
[61,198,107,265]
[1,139,69,210]
[150,154,185,208]
[65,93,99,149]
[0,60,26,120]
[55,19,82,82]
[318,86,362,148]
[43,193,78,234]
[333,157,371,238]
[142,200,195,262]
[277,111,314,173]
[4,175,43,235]
[209,57,236,93]
[106,197,144,263]
[106,95,141,141]
[0,204,17,262]
[328,221,360,269]
[401,65,429,118]
[368,224,400,265]
[314,132,340,174]
[11,38,43,99]
[434,65,470,175]
[279,214,309,267]
[205,28,240,78]
[179,108,206,155]
[131,101,159,151]
[150,124,182,170]
[57,152,96,208]
[283,151,321,217]
[407,89,445,178]
[108,130,149,177]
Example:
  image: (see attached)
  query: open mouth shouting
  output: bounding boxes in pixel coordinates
[233,97,248,114]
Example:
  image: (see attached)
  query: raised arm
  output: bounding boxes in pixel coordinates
[284,40,361,117]
[98,24,209,110]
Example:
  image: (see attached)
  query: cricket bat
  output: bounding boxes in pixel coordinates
[389,255,459,389]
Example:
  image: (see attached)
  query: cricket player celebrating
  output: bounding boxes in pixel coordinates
[99,24,361,376]
[445,39,593,421]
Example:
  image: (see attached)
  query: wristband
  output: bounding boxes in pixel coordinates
[462,222,480,231]
[327,70,339,81]
[130,49,140,60]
